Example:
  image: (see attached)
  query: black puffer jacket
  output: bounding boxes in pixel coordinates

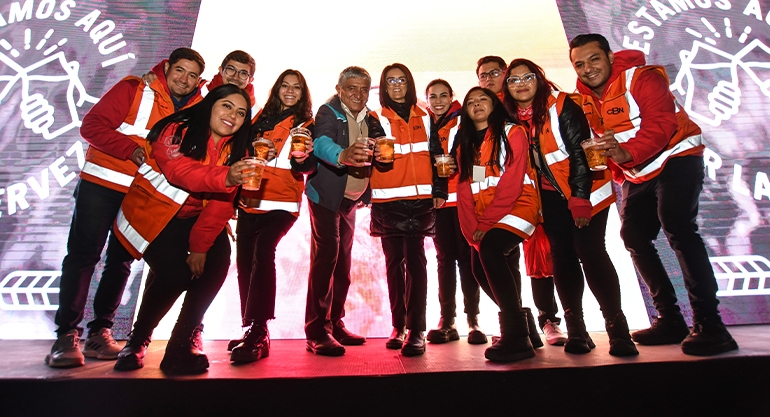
[529,95,592,200]
[370,198,435,238]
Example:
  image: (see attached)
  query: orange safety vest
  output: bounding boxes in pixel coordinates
[436,115,460,207]
[240,116,313,215]
[113,130,232,259]
[470,124,541,240]
[580,66,703,184]
[539,92,614,216]
[80,76,202,193]
[371,106,433,203]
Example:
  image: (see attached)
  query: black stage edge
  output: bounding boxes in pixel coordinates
[2,326,769,416]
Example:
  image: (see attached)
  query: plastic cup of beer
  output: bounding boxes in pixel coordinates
[241,156,267,191]
[290,127,311,157]
[376,137,395,163]
[434,154,453,178]
[356,137,374,166]
[253,138,271,160]
[581,139,607,171]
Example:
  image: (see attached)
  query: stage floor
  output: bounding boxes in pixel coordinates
[2,325,769,416]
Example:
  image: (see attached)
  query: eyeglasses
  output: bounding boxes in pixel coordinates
[506,73,537,86]
[386,77,407,86]
[223,65,251,81]
[478,69,502,82]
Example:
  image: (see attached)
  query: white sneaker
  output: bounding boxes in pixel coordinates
[45,329,85,368]
[543,320,567,346]
[82,328,122,360]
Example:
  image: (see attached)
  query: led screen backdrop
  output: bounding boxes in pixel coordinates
[0,0,766,341]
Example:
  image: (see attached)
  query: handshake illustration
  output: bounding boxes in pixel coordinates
[671,38,770,127]
[0,50,100,140]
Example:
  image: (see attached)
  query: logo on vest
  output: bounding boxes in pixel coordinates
[606,107,625,115]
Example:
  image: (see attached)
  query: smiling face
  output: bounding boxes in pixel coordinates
[164,58,202,100]
[336,76,370,116]
[220,59,253,89]
[209,93,248,143]
[466,89,494,130]
[570,41,614,97]
[506,65,538,109]
[385,68,408,103]
[427,83,452,118]
[278,74,302,110]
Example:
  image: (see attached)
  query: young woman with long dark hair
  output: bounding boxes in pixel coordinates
[502,58,637,356]
[229,69,316,363]
[112,84,254,374]
[424,79,487,345]
[370,63,436,356]
[455,87,541,362]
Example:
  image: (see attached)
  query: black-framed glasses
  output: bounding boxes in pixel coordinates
[223,65,251,81]
[506,73,537,86]
[478,69,502,82]
[386,77,408,86]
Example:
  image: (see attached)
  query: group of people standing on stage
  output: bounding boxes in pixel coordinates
[45,32,738,374]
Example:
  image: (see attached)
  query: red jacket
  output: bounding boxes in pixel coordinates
[575,50,701,184]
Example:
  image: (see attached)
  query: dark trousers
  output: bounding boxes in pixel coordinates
[304,199,357,339]
[236,209,297,325]
[472,228,524,314]
[619,156,719,319]
[382,235,428,331]
[541,190,622,318]
[55,179,134,337]
[129,217,231,341]
[433,206,479,318]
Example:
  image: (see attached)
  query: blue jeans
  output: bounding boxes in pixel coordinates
[54,179,134,337]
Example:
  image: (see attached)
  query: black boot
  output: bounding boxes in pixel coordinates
[485,311,535,362]
[523,307,544,349]
[681,315,738,356]
[427,317,460,344]
[604,311,639,357]
[231,322,270,363]
[114,331,152,371]
[401,330,426,356]
[631,313,690,345]
[191,324,205,355]
[467,315,488,344]
[563,309,595,354]
[385,327,406,349]
[159,327,209,375]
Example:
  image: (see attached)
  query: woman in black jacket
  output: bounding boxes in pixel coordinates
[503,58,638,356]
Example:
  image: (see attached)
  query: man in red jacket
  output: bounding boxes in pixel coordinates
[569,33,737,356]
[46,48,205,368]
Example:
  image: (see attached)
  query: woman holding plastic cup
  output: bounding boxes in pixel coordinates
[230,69,315,363]
[370,63,437,356]
[455,86,542,362]
[422,79,487,345]
[113,84,253,374]
[502,58,637,356]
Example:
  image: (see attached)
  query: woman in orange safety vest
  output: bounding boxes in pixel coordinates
[503,58,637,357]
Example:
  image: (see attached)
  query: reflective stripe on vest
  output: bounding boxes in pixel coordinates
[115,208,149,255]
[377,111,431,155]
[498,214,537,236]
[80,161,135,188]
[244,199,300,213]
[447,124,459,152]
[590,181,614,207]
[116,85,154,138]
[371,184,433,200]
[625,134,702,180]
[543,97,570,166]
[446,192,457,203]
[378,110,431,140]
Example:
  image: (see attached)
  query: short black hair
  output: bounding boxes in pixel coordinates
[476,56,506,75]
[168,47,205,74]
[569,34,611,56]
[220,50,255,76]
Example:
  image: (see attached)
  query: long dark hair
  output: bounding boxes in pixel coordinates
[261,69,313,126]
[502,58,560,136]
[456,87,512,183]
[379,63,417,109]
[147,84,252,165]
